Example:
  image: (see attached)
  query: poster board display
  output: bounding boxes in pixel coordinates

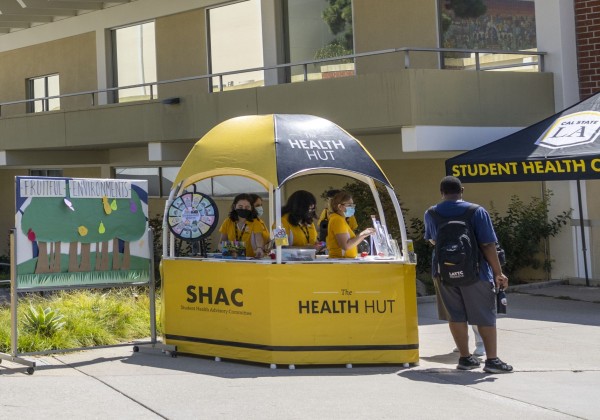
[15,176,150,290]
[161,259,419,365]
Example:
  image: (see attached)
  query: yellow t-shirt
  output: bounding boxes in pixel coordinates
[281,213,317,246]
[256,218,271,245]
[326,212,357,258]
[219,218,263,257]
[318,208,358,231]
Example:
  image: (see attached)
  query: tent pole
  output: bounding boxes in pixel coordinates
[576,180,590,287]
[541,182,550,282]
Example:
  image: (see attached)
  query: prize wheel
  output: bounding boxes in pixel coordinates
[167,191,219,241]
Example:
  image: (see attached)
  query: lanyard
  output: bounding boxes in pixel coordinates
[235,222,247,242]
[300,224,310,243]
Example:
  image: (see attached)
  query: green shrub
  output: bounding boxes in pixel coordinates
[323,181,406,240]
[411,190,572,284]
[489,191,572,279]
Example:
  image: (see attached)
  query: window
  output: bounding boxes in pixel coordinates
[30,169,63,177]
[115,167,161,196]
[27,74,60,113]
[115,167,265,198]
[439,0,537,70]
[283,0,354,82]
[112,22,157,103]
[208,0,264,91]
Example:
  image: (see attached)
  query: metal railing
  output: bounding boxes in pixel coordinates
[0,47,546,117]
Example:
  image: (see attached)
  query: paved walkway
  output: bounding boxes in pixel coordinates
[1,284,599,419]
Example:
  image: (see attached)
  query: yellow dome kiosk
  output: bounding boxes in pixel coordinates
[161,114,419,366]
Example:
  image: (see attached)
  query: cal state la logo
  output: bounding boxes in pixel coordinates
[535,111,600,149]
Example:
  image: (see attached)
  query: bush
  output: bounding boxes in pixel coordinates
[412,190,572,285]
[489,191,571,280]
[0,254,9,280]
[324,181,406,240]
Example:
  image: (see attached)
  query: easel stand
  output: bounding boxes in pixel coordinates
[0,229,175,375]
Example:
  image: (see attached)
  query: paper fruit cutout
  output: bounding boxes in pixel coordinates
[130,200,137,213]
[27,228,36,242]
[102,196,112,215]
[98,221,106,234]
[78,226,88,236]
[111,199,118,211]
[64,198,75,211]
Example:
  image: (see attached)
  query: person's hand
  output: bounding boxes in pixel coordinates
[359,228,375,238]
[313,241,326,252]
[495,273,508,290]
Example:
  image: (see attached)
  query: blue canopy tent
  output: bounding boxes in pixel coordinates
[446,91,600,286]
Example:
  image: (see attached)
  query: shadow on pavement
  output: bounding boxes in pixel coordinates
[9,348,410,379]
[397,368,500,386]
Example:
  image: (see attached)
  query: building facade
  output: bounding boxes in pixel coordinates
[0,0,597,282]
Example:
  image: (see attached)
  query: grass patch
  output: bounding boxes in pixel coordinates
[0,288,159,354]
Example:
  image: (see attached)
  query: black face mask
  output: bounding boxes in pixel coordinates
[306,211,317,220]
[235,209,252,219]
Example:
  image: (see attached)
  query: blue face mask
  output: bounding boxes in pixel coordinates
[344,207,355,218]
[255,206,264,217]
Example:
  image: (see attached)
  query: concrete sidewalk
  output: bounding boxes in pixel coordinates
[1,284,599,419]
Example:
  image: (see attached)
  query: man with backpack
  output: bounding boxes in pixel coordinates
[424,176,512,373]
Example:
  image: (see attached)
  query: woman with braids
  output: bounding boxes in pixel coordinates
[218,193,265,258]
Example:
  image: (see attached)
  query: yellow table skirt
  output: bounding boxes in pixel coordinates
[161,259,419,365]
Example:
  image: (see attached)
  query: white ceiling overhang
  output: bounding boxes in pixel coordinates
[0,0,133,35]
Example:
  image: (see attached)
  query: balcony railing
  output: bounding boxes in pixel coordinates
[0,47,545,117]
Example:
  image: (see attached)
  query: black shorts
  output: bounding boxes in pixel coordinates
[437,278,496,326]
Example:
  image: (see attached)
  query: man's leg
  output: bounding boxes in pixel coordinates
[477,325,497,359]
[449,321,469,356]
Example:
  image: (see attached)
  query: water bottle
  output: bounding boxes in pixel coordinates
[496,288,507,314]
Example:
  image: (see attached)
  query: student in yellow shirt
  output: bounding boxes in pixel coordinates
[219,193,265,258]
[326,191,375,259]
[280,190,318,247]
[318,189,358,241]
[249,193,271,248]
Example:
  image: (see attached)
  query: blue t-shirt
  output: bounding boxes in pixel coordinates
[424,200,497,282]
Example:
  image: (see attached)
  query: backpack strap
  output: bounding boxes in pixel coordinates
[462,204,480,224]
[428,204,480,224]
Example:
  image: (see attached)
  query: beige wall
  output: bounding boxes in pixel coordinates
[0,32,97,117]
[0,70,555,153]
[586,181,600,281]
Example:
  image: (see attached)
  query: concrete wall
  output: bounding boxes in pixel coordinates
[0,33,97,117]
[0,69,555,152]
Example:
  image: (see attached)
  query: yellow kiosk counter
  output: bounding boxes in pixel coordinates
[161,114,419,366]
[161,257,418,366]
